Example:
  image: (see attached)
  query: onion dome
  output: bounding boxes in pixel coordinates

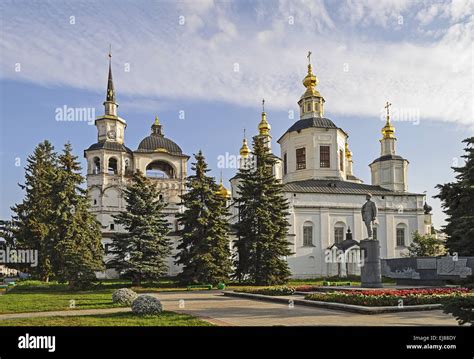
[345,142,353,160]
[240,131,250,158]
[382,101,395,139]
[216,179,231,199]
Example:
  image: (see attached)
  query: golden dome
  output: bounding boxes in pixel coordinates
[382,120,395,139]
[345,142,352,160]
[382,101,395,139]
[303,64,318,89]
[258,111,271,136]
[216,180,231,199]
[240,137,250,157]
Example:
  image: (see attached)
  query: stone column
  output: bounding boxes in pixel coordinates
[360,239,383,288]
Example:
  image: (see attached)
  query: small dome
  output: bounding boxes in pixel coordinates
[216,182,231,199]
[137,117,183,154]
[137,136,182,154]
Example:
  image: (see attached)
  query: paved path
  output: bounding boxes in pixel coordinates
[153,290,460,326]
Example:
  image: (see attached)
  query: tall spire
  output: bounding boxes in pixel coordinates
[302,50,319,96]
[258,98,271,136]
[104,45,118,116]
[382,101,395,139]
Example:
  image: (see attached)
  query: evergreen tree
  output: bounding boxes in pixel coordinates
[407,231,445,257]
[175,151,232,285]
[233,136,292,285]
[435,137,474,256]
[109,170,171,286]
[10,141,57,281]
[52,143,104,289]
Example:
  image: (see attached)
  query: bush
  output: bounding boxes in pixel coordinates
[131,295,163,315]
[112,288,138,306]
[443,296,474,326]
[236,286,295,296]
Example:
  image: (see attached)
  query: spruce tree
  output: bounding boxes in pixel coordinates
[435,137,474,256]
[233,136,292,285]
[52,143,104,289]
[175,151,232,285]
[109,170,171,286]
[10,140,57,281]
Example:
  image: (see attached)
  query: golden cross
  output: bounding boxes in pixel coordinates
[108,44,112,58]
[385,101,392,118]
[262,98,265,112]
[307,51,312,64]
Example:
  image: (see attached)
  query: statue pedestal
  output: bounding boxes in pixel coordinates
[360,239,383,288]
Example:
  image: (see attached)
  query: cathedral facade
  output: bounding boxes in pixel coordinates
[228,56,433,278]
[85,54,432,279]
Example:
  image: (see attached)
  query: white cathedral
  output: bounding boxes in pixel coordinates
[85,54,433,279]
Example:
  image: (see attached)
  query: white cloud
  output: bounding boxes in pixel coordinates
[0,0,472,127]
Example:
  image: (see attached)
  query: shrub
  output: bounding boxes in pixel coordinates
[112,288,138,306]
[236,286,295,296]
[131,295,163,315]
[443,296,474,326]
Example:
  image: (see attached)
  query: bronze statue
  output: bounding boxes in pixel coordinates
[361,193,377,239]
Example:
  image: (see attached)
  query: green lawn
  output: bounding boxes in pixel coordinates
[0,311,213,326]
[0,289,121,314]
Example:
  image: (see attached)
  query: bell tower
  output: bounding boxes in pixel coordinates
[370,101,409,192]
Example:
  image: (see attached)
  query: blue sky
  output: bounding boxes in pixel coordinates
[0,0,473,229]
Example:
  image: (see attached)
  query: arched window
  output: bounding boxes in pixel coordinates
[146,160,174,178]
[108,158,118,175]
[303,221,313,247]
[92,157,101,174]
[396,224,407,247]
[334,221,345,244]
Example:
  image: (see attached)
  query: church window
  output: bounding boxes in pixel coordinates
[334,226,344,244]
[320,146,330,168]
[306,103,311,112]
[93,199,97,205]
[296,148,306,170]
[315,103,319,113]
[339,149,344,171]
[396,227,406,246]
[93,157,101,174]
[110,223,115,231]
[108,158,118,175]
[283,153,287,175]
[303,224,313,246]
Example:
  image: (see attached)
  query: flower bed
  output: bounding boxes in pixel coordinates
[235,286,295,296]
[305,288,472,307]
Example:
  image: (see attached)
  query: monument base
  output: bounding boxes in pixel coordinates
[360,239,383,288]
